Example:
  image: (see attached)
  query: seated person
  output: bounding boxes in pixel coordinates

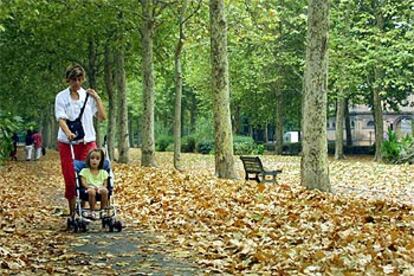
[79,149,109,212]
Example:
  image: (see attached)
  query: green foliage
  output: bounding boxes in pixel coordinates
[156,135,174,152]
[283,142,302,155]
[381,129,400,162]
[256,144,265,155]
[233,135,259,155]
[381,129,414,164]
[0,113,23,162]
[196,140,214,154]
[193,115,214,142]
[181,136,196,153]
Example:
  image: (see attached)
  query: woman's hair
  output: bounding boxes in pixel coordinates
[65,64,86,81]
[85,148,105,169]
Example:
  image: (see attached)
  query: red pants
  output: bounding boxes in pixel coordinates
[58,141,97,200]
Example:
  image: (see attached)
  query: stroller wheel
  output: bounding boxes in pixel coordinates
[108,221,114,232]
[79,221,88,232]
[67,218,72,230]
[73,222,79,233]
[102,218,110,229]
[114,221,123,232]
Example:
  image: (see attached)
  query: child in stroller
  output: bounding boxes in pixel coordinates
[67,145,122,233]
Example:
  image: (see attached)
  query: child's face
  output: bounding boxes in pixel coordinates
[89,152,101,169]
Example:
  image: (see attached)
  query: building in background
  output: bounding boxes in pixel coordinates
[327,95,414,146]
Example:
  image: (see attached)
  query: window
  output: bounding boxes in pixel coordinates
[367,121,375,128]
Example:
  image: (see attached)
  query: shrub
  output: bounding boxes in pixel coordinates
[165,143,175,152]
[181,136,196,153]
[196,140,214,154]
[0,113,23,162]
[282,142,302,155]
[156,135,173,152]
[256,144,265,155]
[381,129,401,162]
[233,135,257,155]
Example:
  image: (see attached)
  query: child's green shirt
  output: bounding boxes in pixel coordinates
[79,168,109,188]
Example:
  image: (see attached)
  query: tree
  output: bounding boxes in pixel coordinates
[301,0,331,192]
[140,0,157,167]
[104,42,117,161]
[335,97,345,159]
[347,0,414,161]
[116,48,129,163]
[209,0,237,179]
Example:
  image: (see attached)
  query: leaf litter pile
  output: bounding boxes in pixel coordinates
[1,150,414,274]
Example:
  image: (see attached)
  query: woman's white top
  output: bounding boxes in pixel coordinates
[55,87,98,144]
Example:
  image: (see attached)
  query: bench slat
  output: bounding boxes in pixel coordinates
[240,156,282,184]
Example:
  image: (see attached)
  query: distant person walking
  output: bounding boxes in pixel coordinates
[25,129,34,161]
[32,130,43,160]
[55,64,107,218]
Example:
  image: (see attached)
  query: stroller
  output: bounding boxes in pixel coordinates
[67,138,123,233]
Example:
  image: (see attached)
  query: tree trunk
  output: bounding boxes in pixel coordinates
[189,95,197,133]
[232,105,241,134]
[104,43,117,161]
[344,98,352,146]
[115,49,129,163]
[373,78,383,162]
[88,38,101,147]
[141,0,157,167]
[209,0,237,179]
[301,0,331,192]
[275,89,283,155]
[373,7,384,162]
[49,104,57,149]
[173,0,188,170]
[335,97,345,159]
[128,112,134,146]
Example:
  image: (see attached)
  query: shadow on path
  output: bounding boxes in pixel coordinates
[70,227,200,275]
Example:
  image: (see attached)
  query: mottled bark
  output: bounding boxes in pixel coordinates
[104,44,117,161]
[344,98,352,146]
[115,50,129,163]
[301,0,331,192]
[335,97,345,159]
[141,0,157,167]
[88,38,101,146]
[373,8,384,162]
[173,0,188,170]
[232,105,241,134]
[275,89,284,155]
[209,0,237,179]
[373,76,383,162]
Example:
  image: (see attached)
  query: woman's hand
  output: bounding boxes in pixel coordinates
[66,131,76,141]
[86,88,100,100]
[87,88,107,121]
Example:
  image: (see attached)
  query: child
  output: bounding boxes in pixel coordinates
[79,149,109,212]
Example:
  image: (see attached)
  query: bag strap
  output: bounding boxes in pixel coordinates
[76,93,90,120]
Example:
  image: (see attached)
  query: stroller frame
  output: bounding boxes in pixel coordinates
[67,139,122,232]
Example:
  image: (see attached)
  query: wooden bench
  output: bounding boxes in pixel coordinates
[240,156,282,183]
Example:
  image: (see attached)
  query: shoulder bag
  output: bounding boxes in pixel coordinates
[66,93,89,141]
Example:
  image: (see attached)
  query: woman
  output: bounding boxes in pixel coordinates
[55,64,106,218]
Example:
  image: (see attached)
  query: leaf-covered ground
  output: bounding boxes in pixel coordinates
[1,149,413,275]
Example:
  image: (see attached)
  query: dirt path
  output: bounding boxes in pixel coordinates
[0,153,201,275]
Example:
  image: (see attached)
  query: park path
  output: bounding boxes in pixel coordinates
[0,151,201,275]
